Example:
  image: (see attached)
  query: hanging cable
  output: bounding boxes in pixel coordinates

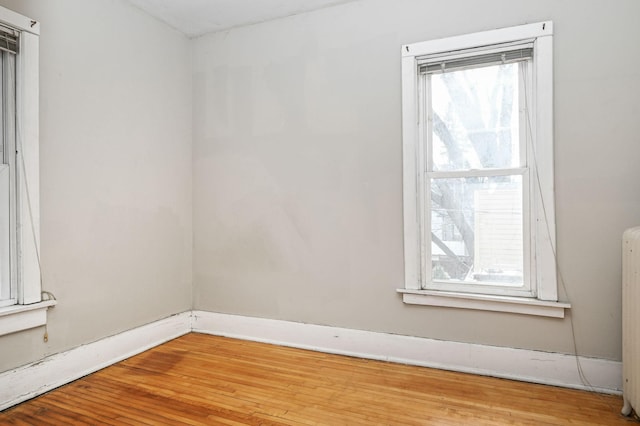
[520,64,602,395]
[14,64,56,330]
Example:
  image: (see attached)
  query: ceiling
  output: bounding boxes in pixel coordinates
[127,0,357,38]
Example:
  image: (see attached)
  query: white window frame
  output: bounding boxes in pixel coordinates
[0,6,55,337]
[398,22,569,318]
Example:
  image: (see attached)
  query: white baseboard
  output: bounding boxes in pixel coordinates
[0,309,622,412]
[0,312,191,411]
[192,311,622,395]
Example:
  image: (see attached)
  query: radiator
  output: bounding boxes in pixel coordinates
[622,226,640,416]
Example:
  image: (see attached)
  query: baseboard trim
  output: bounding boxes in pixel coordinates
[0,311,191,411]
[0,309,622,411]
[192,311,622,395]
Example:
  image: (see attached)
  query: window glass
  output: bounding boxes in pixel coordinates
[430,175,523,286]
[430,63,521,171]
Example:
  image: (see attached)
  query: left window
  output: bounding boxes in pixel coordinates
[0,6,53,336]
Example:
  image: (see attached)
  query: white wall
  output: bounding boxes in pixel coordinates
[1,0,637,377]
[192,0,640,360]
[0,0,192,372]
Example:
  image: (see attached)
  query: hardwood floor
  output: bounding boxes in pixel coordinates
[1,333,636,425]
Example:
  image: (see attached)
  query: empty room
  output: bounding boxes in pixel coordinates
[0,0,639,424]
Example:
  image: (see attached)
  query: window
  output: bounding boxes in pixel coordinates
[0,6,53,336]
[399,22,569,317]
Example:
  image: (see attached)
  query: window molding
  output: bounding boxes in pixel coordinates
[0,6,53,337]
[0,300,55,336]
[397,289,569,318]
[16,24,41,305]
[400,22,566,315]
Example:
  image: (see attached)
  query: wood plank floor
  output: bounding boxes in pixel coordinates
[0,333,636,425]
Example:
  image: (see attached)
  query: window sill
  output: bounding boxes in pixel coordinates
[397,289,570,318]
[0,300,57,336]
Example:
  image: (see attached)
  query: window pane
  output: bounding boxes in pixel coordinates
[430,175,523,286]
[431,63,520,171]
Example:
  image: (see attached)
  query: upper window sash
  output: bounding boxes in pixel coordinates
[422,59,531,174]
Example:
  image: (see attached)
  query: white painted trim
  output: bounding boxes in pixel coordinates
[0,312,191,411]
[192,311,621,394]
[401,52,420,291]
[531,32,557,301]
[397,289,569,318]
[16,30,41,305]
[0,299,56,336]
[0,6,42,308]
[401,21,558,303]
[403,21,552,57]
[0,310,622,412]
[0,5,39,35]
